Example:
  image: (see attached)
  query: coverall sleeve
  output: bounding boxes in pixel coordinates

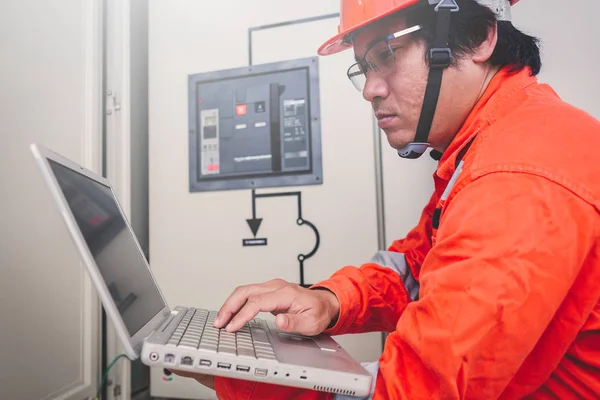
[371,171,599,399]
[310,191,438,335]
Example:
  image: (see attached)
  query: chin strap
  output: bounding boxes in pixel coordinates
[397,0,459,160]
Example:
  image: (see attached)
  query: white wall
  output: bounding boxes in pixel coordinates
[0,0,102,399]
[512,1,599,119]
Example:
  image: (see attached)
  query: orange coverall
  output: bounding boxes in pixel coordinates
[213,66,600,399]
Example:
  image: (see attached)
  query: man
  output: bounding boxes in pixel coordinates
[175,0,600,398]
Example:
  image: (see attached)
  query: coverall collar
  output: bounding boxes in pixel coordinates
[436,65,538,180]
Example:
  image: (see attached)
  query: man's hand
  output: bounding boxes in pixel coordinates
[213,279,340,335]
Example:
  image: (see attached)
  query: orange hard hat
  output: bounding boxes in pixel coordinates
[318,0,521,56]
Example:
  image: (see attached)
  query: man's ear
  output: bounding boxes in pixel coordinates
[472,21,498,63]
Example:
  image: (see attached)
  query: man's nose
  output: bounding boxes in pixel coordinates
[362,71,389,103]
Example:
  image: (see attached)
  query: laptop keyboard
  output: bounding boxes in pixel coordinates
[166,308,277,361]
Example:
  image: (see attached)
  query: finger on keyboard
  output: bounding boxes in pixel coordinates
[225,289,291,332]
[215,279,288,328]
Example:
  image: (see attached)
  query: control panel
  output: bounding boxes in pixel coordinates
[188,57,323,192]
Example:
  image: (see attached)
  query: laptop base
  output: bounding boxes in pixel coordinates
[141,306,372,397]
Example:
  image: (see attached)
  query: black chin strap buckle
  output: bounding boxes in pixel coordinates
[429,48,452,68]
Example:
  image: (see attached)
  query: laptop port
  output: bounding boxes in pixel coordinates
[164,354,175,363]
[217,362,231,370]
[199,359,211,367]
[255,368,268,377]
[236,365,250,373]
[181,356,194,366]
[300,376,307,380]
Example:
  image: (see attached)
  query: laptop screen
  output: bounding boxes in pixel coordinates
[48,159,166,336]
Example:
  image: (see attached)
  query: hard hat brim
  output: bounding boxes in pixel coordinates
[317,0,421,56]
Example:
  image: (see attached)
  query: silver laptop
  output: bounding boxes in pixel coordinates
[30,143,373,397]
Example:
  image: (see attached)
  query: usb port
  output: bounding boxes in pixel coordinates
[199,359,211,367]
[236,365,250,373]
[217,362,231,370]
[164,354,175,363]
[181,356,194,366]
[300,376,307,380]
[254,368,268,377]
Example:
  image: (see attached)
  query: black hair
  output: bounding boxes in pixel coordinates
[403,0,542,75]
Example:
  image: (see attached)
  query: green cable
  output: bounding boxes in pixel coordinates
[94,353,128,400]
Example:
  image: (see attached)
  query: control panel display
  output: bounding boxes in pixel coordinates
[188,57,323,192]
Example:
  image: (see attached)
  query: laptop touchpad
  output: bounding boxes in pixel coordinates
[276,332,320,349]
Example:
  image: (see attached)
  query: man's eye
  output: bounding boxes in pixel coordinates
[378,50,392,61]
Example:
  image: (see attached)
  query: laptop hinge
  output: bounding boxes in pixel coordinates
[158,313,176,332]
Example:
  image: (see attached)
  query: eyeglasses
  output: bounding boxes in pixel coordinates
[347,25,422,92]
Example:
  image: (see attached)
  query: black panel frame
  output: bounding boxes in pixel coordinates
[188,56,323,192]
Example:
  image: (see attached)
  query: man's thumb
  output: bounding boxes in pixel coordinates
[275,313,310,334]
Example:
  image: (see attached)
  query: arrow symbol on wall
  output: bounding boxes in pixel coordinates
[246,190,262,237]
[246,218,262,237]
